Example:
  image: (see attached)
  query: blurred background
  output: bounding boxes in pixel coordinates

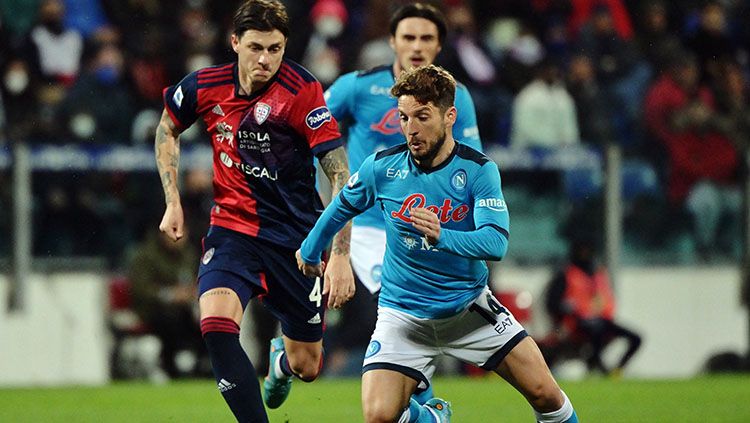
[0,0,749,388]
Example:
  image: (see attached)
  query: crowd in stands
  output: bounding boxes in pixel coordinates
[1,0,749,264]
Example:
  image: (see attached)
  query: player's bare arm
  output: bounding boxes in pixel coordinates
[410,207,441,244]
[319,146,355,308]
[155,109,185,242]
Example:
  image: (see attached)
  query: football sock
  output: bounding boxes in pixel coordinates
[535,391,578,423]
[202,317,268,423]
[273,351,293,379]
[400,398,440,423]
[411,385,434,405]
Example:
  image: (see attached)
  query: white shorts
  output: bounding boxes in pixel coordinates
[362,287,528,392]
[350,225,386,294]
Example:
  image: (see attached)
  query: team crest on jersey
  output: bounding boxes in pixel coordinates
[202,248,215,265]
[215,122,234,146]
[306,106,332,129]
[254,102,271,124]
[451,169,467,191]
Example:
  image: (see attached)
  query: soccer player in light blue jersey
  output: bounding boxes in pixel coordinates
[298,66,579,423]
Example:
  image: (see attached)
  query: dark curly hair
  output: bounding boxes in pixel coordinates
[390,65,456,111]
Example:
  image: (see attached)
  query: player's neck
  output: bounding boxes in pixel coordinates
[415,137,456,169]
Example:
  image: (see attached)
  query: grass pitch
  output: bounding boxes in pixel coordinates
[1,375,748,422]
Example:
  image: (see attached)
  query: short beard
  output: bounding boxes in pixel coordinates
[414,129,446,166]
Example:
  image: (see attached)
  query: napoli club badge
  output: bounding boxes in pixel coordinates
[254,102,271,124]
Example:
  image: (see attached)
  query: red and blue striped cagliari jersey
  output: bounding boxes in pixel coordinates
[163,59,342,247]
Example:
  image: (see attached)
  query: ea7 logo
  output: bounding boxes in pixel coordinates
[306,106,332,129]
[477,198,507,212]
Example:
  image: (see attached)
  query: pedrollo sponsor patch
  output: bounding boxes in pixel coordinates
[305,106,332,129]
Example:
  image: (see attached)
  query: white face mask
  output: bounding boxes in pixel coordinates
[315,16,344,38]
[4,69,29,95]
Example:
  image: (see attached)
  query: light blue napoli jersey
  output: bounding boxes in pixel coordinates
[324,65,482,229]
[301,143,509,319]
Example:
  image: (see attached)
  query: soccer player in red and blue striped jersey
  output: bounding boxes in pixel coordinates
[154,1,354,421]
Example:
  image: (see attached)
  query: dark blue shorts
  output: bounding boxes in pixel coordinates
[198,226,325,342]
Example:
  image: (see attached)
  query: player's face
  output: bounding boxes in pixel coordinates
[390,17,441,73]
[398,95,456,163]
[232,29,286,85]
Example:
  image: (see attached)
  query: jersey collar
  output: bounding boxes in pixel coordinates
[409,141,459,174]
[233,61,278,101]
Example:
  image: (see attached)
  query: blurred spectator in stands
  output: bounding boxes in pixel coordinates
[439,2,507,144]
[0,0,41,41]
[712,60,750,152]
[181,168,214,247]
[544,237,642,376]
[568,0,634,41]
[60,42,135,143]
[63,0,109,38]
[511,57,579,148]
[499,25,545,95]
[22,0,84,86]
[567,53,616,145]
[301,0,348,86]
[685,1,740,86]
[644,50,741,260]
[634,0,682,76]
[127,229,204,379]
[574,2,650,148]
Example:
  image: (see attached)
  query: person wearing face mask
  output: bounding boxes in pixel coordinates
[60,42,135,143]
[544,237,642,377]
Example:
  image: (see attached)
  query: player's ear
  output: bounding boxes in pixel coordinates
[445,106,457,125]
[389,35,396,51]
[231,33,240,53]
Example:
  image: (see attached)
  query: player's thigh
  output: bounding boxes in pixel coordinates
[362,369,418,420]
[493,336,563,410]
[282,336,323,372]
[199,287,244,324]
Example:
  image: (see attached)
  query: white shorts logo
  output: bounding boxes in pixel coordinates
[202,247,215,265]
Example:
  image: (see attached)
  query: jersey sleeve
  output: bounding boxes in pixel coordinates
[289,80,343,157]
[163,71,199,130]
[454,85,483,152]
[435,162,509,260]
[300,155,378,264]
[324,71,357,123]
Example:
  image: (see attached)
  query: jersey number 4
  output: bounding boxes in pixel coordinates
[309,277,322,307]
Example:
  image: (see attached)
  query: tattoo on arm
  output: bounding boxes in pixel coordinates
[320,146,351,256]
[154,109,182,204]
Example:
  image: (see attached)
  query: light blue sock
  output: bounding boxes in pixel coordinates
[411,385,434,405]
[404,398,439,423]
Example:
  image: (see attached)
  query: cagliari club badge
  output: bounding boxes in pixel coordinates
[254,102,271,125]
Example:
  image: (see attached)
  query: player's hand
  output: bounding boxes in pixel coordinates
[296,249,325,278]
[410,207,441,245]
[323,253,355,310]
[159,202,185,242]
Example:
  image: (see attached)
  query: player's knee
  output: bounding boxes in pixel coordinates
[362,400,401,423]
[289,355,322,382]
[528,384,564,413]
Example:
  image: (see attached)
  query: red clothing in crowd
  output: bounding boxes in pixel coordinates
[644,75,738,203]
[560,264,615,334]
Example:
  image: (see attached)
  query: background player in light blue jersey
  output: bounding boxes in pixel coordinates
[299,66,578,423]
[324,3,482,297]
